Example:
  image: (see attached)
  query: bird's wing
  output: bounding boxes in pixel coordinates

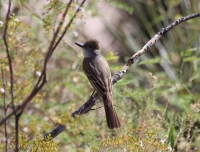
[82,58,109,96]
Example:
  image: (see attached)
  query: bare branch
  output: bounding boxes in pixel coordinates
[72,91,100,117]
[71,12,200,116]
[52,0,86,51]
[45,0,73,63]
[44,125,66,140]
[2,0,15,112]
[2,0,20,151]
[45,13,200,139]
[0,0,87,128]
[19,0,75,114]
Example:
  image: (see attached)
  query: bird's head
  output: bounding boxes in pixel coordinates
[75,39,101,58]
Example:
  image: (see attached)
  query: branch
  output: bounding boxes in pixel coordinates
[2,0,20,151]
[43,125,66,140]
[44,13,200,139]
[71,12,200,116]
[42,1,87,139]
[45,0,73,63]
[52,0,86,51]
[0,0,86,126]
[2,0,15,112]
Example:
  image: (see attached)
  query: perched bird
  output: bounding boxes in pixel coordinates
[75,39,121,129]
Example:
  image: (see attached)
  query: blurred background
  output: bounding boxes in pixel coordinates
[0,0,200,151]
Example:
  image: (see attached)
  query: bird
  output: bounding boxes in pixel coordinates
[75,39,121,129]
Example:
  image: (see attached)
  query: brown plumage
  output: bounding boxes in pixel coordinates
[75,39,121,129]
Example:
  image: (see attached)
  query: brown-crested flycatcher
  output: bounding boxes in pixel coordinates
[75,39,121,129]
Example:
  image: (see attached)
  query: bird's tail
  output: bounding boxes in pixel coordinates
[103,94,121,129]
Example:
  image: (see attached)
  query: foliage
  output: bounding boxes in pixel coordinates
[105,0,134,14]
[7,133,60,152]
[0,0,200,151]
[92,127,168,152]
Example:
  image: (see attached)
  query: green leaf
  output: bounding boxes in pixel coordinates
[168,126,175,149]
[105,0,134,14]
[139,57,162,65]
[183,56,200,62]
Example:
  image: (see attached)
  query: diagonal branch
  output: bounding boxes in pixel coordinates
[45,12,200,139]
[52,0,86,51]
[0,0,87,127]
[45,0,73,63]
[71,12,200,116]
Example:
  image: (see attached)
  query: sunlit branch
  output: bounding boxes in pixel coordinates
[71,12,200,116]
[46,12,200,139]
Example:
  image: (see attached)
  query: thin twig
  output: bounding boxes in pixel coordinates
[46,0,73,63]
[3,0,15,112]
[91,106,104,110]
[114,105,131,119]
[2,0,19,151]
[88,105,131,118]
[1,64,8,152]
[52,0,86,51]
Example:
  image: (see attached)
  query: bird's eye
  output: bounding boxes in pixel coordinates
[89,45,92,48]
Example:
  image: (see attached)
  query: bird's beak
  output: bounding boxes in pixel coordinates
[75,42,84,48]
